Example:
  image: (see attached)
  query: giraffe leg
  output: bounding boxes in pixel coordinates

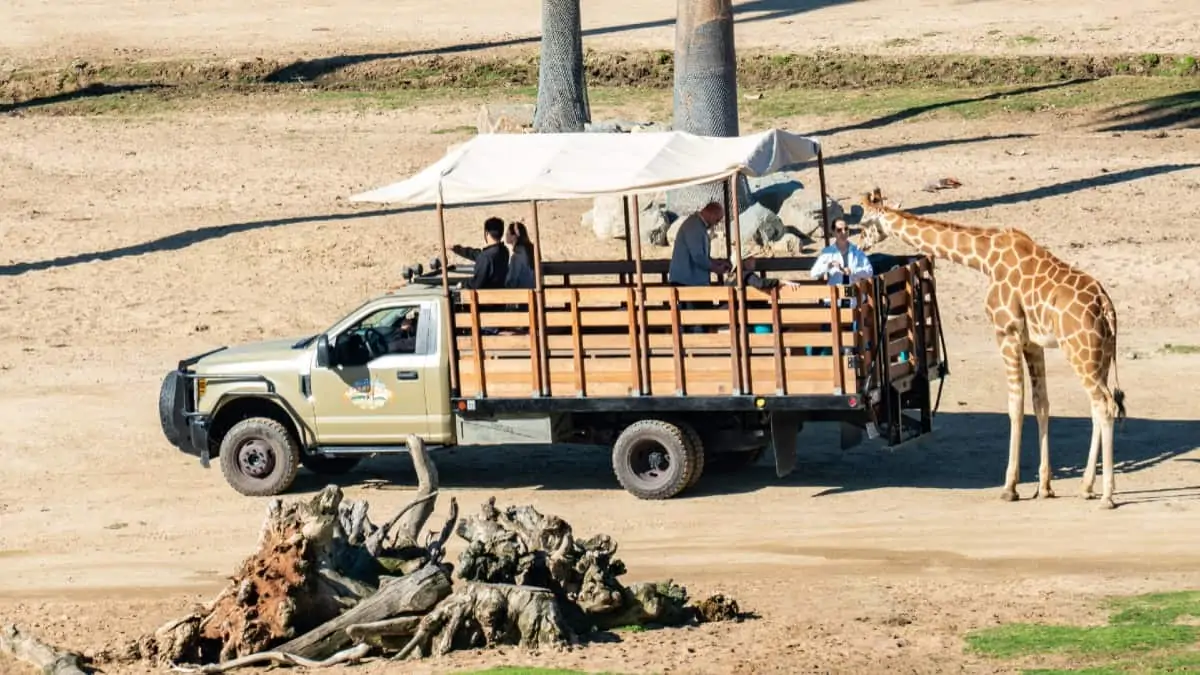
[1024,344,1055,499]
[1079,420,1101,499]
[998,335,1026,502]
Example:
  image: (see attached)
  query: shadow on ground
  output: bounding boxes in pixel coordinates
[289,411,1200,504]
[812,79,1091,136]
[0,83,170,114]
[1093,90,1200,132]
[264,0,852,83]
[908,163,1200,216]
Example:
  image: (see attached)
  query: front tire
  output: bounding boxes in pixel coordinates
[611,419,695,500]
[219,417,300,497]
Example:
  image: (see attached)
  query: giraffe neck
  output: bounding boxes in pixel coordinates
[881,209,997,274]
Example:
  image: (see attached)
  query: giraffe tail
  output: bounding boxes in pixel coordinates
[1100,288,1127,425]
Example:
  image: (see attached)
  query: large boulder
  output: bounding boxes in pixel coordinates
[736,201,786,247]
[778,189,845,239]
[585,193,668,244]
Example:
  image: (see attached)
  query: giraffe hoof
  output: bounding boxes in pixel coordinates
[1000,490,1020,502]
[1098,497,1117,510]
[1079,490,1098,500]
[1037,488,1057,500]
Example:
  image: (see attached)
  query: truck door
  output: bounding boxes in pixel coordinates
[309,301,431,445]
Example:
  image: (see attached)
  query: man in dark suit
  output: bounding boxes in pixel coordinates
[452,216,510,289]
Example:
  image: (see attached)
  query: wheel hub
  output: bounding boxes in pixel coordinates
[238,439,276,478]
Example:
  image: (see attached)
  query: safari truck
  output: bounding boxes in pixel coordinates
[158,129,949,500]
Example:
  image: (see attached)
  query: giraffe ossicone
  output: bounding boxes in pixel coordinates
[857,187,1126,509]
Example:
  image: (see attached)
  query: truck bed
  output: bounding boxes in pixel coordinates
[447,257,942,404]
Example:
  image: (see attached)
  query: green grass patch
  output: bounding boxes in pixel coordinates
[1162,344,1200,355]
[966,590,1200,674]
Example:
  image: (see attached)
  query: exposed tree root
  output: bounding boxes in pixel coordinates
[90,437,745,673]
[0,624,87,675]
[395,583,575,660]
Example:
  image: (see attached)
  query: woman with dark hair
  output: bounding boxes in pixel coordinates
[504,221,536,289]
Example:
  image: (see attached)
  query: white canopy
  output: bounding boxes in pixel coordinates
[349,128,821,206]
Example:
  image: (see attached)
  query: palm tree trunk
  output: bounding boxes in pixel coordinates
[669,0,746,216]
[533,0,590,133]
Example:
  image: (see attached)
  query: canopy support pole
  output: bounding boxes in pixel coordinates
[729,173,750,395]
[529,200,550,397]
[817,148,832,248]
[721,179,732,284]
[622,196,633,285]
[437,202,461,397]
[630,195,650,396]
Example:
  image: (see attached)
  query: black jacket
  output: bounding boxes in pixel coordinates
[459,243,510,290]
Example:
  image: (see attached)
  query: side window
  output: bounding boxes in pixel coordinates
[348,305,422,358]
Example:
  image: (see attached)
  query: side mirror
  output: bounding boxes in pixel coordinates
[315,334,333,368]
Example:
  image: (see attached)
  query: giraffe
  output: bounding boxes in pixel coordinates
[856,188,1126,509]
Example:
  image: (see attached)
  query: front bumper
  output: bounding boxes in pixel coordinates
[160,369,212,466]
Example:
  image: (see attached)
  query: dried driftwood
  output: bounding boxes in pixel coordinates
[94,436,742,674]
[0,624,87,675]
[454,498,693,631]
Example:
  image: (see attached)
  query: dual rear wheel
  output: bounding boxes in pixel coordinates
[611,419,764,500]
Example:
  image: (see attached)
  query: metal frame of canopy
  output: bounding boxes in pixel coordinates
[353,129,835,398]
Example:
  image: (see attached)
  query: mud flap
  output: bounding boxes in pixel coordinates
[839,422,864,450]
[770,412,803,478]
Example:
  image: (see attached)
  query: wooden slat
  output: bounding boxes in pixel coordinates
[626,287,643,395]
[527,297,543,396]
[669,287,685,395]
[569,289,584,395]
[770,287,786,394]
[456,330,860,353]
[467,291,487,397]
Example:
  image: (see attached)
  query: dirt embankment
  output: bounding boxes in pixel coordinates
[3,49,1198,106]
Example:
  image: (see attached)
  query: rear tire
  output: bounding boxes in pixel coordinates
[611,419,695,500]
[677,421,706,489]
[219,417,300,497]
[300,454,362,475]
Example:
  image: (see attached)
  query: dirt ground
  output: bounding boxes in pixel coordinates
[2,2,1200,674]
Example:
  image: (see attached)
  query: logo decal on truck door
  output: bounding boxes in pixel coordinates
[344,377,393,410]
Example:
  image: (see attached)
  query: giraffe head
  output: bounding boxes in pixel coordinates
[856,187,901,252]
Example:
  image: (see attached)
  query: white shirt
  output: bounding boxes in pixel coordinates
[810,242,873,285]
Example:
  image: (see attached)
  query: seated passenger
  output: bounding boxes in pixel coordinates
[452,216,510,290]
[385,310,419,354]
[503,221,536,290]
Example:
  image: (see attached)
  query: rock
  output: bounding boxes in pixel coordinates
[778,189,845,238]
[750,178,803,214]
[585,193,668,243]
[583,120,669,134]
[771,232,805,255]
[736,202,786,246]
[477,104,535,134]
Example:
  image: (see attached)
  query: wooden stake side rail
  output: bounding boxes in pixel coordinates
[452,283,861,399]
[446,258,942,401]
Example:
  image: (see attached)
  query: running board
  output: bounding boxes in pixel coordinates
[313,445,442,457]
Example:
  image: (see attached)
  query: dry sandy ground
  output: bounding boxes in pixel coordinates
[3,2,1200,674]
[3,0,1199,67]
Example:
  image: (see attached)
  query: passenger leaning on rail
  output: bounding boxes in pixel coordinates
[807,219,874,356]
[668,201,733,333]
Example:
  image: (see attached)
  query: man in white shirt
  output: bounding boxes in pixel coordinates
[809,218,873,285]
[806,218,874,355]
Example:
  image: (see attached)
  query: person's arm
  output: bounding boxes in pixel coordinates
[464,249,493,289]
[810,250,836,279]
[848,248,874,282]
[452,244,483,261]
[684,221,713,280]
